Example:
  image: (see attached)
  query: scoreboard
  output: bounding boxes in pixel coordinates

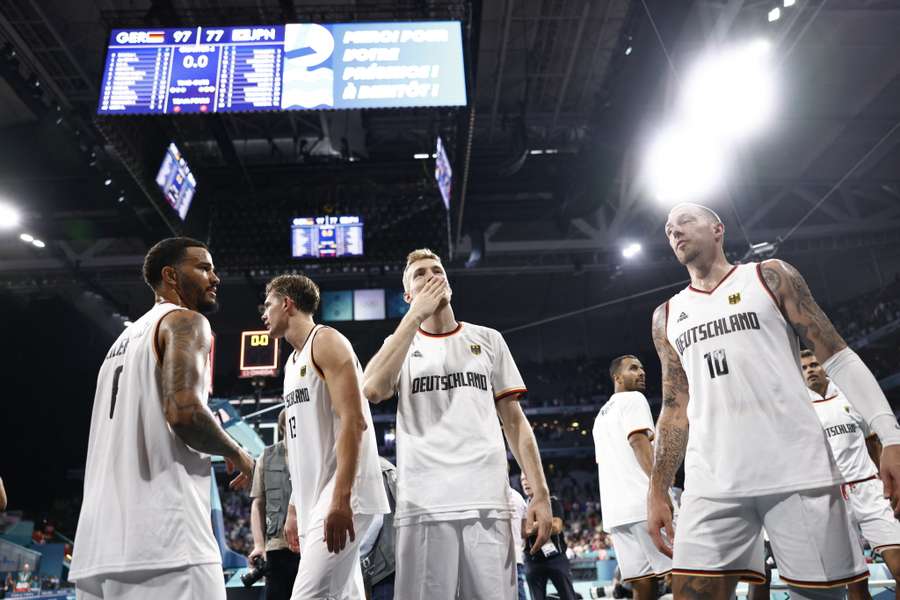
[239,330,280,378]
[291,216,364,258]
[97,22,466,115]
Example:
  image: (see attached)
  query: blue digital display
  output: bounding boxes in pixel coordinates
[321,290,353,322]
[98,22,466,115]
[291,216,364,258]
[154,143,197,220]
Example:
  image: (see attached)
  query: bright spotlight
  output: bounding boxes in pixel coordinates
[783,0,795,6]
[104,178,112,186]
[645,125,727,204]
[32,239,46,248]
[123,320,133,327]
[0,203,21,229]
[768,7,781,21]
[625,46,633,56]
[413,153,429,159]
[19,233,34,242]
[622,243,642,259]
[680,39,775,141]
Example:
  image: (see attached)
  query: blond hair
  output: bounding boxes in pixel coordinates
[402,248,442,291]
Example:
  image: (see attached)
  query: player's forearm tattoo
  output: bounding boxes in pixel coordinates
[762,261,846,357]
[653,422,687,488]
[650,303,690,490]
[163,314,237,458]
[172,409,238,458]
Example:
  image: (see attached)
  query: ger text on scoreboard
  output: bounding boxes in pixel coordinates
[98,22,466,115]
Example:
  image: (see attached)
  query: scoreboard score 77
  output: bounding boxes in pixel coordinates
[239,330,280,378]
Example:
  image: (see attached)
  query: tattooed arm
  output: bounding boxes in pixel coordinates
[648,302,690,557]
[757,260,846,362]
[159,310,254,489]
[760,259,900,511]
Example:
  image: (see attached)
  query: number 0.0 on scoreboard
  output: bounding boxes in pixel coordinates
[239,329,280,378]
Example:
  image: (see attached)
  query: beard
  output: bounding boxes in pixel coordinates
[676,245,701,265]
[178,273,219,314]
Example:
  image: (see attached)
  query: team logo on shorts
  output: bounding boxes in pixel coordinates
[300,365,307,376]
[728,293,741,305]
[470,344,482,355]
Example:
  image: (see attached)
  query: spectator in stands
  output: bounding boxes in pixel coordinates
[522,472,578,600]
[0,476,6,511]
[249,409,299,600]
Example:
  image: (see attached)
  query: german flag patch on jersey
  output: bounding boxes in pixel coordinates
[470,344,482,355]
[728,293,741,305]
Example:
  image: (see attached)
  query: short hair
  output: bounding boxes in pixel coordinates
[278,409,286,437]
[142,237,209,290]
[402,248,443,291]
[670,203,723,225]
[609,355,639,381]
[265,274,320,314]
[800,349,816,360]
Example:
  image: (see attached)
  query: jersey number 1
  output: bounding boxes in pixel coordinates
[110,365,124,419]
[704,349,729,379]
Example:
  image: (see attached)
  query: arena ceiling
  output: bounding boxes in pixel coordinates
[0,0,899,313]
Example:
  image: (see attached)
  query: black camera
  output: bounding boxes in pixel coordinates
[241,555,270,587]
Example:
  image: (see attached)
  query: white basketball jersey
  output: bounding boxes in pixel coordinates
[282,326,388,537]
[665,263,842,498]
[810,381,878,483]
[593,391,655,528]
[393,322,526,522]
[70,302,220,581]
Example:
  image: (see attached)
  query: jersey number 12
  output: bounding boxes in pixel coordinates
[704,349,729,379]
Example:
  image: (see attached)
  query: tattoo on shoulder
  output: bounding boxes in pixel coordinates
[760,262,782,294]
[777,261,846,356]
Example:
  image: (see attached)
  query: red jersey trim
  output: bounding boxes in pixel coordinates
[153,308,184,366]
[687,265,738,295]
[811,395,838,404]
[418,322,463,337]
[495,387,527,402]
[309,325,328,379]
[778,571,869,589]
[671,569,767,585]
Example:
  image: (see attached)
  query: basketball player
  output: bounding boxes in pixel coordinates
[802,350,900,599]
[593,355,670,600]
[648,203,900,600]
[70,237,255,600]
[261,274,389,599]
[362,248,552,600]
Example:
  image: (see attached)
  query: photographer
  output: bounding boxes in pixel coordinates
[522,472,577,600]
[247,410,299,599]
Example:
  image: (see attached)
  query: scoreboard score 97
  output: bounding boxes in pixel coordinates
[239,330,280,378]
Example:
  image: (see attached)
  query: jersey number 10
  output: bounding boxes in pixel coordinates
[704,349,729,379]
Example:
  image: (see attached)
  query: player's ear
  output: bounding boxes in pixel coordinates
[161,265,178,287]
[403,291,411,304]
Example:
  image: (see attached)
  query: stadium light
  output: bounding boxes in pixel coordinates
[19,233,33,243]
[622,243,642,259]
[768,7,781,22]
[123,320,133,327]
[32,239,45,248]
[680,39,775,142]
[0,203,21,229]
[783,0,795,7]
[413,153,429,159]
[644,125,727,204]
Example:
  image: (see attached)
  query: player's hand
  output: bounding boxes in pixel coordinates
[284,507,300,554]
[226,449,254,491]
[248,545,265,564]
[527,494,553,555]
[647,490,675,558]
[880,444,900,517]
[408,277,451,322]
[324,498,355,554]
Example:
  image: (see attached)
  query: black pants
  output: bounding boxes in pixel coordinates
[524,556,578,600]
[264,548,300,600]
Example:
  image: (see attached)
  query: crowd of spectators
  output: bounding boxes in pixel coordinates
[220,487,254,556]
